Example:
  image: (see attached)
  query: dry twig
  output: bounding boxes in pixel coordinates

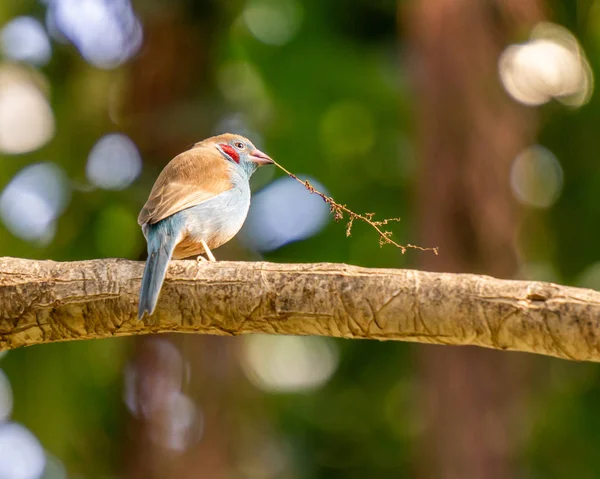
[272,161,438,255]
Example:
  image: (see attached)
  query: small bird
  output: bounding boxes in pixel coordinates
[137,133,274,319]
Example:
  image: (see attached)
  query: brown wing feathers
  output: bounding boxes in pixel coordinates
[137,145,232,226]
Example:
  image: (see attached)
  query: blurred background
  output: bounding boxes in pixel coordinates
[0,0,599,477]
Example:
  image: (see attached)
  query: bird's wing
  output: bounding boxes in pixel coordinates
[138,147,232,226]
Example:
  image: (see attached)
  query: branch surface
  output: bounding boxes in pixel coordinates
[1,257,599,362]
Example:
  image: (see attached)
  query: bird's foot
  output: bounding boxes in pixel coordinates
[200,239,217,262]
[196,255,209,263]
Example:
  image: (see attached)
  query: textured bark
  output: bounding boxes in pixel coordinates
[0,257,599,361]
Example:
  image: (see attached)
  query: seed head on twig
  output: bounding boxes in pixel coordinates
[271,160,439,255]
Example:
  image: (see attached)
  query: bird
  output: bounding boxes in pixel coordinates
[137,133,274,319]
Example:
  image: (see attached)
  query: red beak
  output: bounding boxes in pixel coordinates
[250,148,274,166]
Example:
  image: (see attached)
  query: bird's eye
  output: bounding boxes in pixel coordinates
[234,141,245,150]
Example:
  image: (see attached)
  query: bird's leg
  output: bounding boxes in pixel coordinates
[200,239,217,262]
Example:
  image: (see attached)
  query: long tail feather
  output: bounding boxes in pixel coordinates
[138,220,179,319]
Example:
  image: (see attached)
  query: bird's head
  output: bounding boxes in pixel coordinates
[207,133,273,177]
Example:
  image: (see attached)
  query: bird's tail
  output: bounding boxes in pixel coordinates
[138,220,179,319]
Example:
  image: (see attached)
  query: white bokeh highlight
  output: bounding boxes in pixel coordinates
[0,423,46,479]
[124,339,185,418]
[243,0,303,46]
[147,391,203,452]
[499,22,593,107]
[47,0,143,69]
[242,335,339,393]
[1,17,52,65]
[86,133,142,190]
[510,145,563,209]
[0,67,55,155]
[240,175,330,252]
[0,163,71,242]
[124,340,201,452]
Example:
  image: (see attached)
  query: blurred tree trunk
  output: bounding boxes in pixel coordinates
[404,1,544,478]
[125,2,219,161]
[123,3,239,478]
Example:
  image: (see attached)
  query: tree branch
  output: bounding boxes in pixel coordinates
[0,257,599,361]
